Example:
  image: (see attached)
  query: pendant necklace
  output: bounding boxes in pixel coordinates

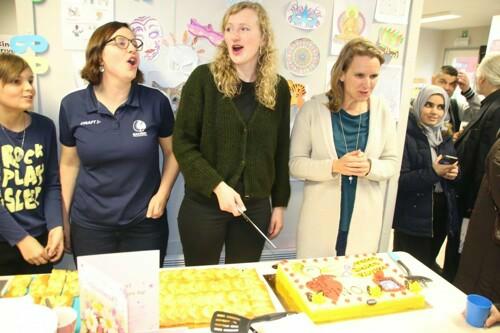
[339,110,362,184]
[1,114,27,163]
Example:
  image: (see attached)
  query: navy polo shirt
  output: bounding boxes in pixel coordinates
[59,84,174,229]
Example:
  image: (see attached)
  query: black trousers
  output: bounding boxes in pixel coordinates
[71,215,169,267]
[178,190,271,266]
[394,192,460,281]
[0,232,53,275]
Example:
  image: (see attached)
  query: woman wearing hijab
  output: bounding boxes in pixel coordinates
[393,85,461,281]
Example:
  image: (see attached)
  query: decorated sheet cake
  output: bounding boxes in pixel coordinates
[275,253,426,323]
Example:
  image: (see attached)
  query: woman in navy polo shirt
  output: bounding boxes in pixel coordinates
[0,54,63,275]
[59,21,179,266]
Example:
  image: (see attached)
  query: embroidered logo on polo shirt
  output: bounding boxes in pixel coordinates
[80,120,101,126]
[132,120,148,137]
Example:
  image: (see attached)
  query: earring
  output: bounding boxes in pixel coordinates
[99,65,104,73]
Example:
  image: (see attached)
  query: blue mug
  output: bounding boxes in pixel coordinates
[466,294,492,328]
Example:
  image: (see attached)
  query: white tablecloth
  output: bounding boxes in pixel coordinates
[161,252,480,333]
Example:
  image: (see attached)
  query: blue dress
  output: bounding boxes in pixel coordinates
[331,109,369,255]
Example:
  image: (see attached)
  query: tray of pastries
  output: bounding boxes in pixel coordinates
[159,267,277,328]
[1,269,79,307]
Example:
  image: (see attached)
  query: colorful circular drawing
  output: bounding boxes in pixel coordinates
[285,38,320,76]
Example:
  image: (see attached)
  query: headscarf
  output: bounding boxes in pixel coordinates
[411,85,450,149]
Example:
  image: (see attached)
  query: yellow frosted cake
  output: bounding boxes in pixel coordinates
[275,253,426,323]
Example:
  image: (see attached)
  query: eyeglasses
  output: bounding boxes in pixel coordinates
[105,35,143,51]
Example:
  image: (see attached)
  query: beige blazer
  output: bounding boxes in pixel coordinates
[290,94,398,258]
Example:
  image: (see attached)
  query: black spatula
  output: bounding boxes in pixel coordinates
[210,311,296,333]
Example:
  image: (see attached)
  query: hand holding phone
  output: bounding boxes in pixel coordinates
[439,155,458,165]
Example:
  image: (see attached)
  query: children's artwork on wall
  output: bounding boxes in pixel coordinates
[61,0,114,50]
[142,31,205,90]
[130,16,163,62]
[373,64,402,120]
[288,79,308,131]
[10,35,50,75]
[330,0,376,55]
[374,0,411,25]
[285,38,320,77]
[0,35,14,54]
[286,0,325,31]
[187,18,223,46]
[376,26,405,64]
[151,81,185,114]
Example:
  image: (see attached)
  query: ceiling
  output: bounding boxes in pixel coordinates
[422,0,500,30]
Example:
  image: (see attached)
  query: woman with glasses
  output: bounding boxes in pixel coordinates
[59,21,179,266]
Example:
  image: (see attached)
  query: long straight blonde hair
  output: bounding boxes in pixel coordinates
[326,38,384,112]
[210,1,278,109]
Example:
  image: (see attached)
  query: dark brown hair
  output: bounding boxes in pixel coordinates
[326,38,384,112]
[81,21,144,85]
[0,53,30,84]
[440,65,458,77]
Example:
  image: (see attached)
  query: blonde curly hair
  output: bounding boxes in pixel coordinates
[210,1,278,110]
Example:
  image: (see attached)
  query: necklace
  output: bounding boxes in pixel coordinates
[338,111,362,184]
[1,115,27,163]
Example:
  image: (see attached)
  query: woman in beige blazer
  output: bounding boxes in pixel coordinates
[290,38,398,258]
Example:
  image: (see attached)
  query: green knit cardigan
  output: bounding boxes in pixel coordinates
[173,64,291,207]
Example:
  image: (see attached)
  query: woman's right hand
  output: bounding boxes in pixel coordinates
[332,150,370,176]
[432,155,458,178]
[16,235,49,266]
[213,181,246,216]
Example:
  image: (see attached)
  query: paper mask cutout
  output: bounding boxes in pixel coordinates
[286,0,325,30]
[21,55,49,75]
[142,31,204,89]
[10,35,49,54]
[131,16,163,62]
[187,18,223,46]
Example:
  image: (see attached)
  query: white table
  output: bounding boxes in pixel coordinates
[0,252,484,332]
[161,252,482,333]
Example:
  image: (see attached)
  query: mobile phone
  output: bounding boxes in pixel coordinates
[439,155,458,165]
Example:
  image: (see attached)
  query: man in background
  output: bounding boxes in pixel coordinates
[432,65,482,134]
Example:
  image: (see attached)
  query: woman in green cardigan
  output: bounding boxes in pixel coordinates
[173,1,291,266]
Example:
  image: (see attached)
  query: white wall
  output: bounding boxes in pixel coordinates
[414,29,444,83]
[414,26,490,83]
[0,0,17,35]
[441,26,490,50]
[9,0,424,267]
